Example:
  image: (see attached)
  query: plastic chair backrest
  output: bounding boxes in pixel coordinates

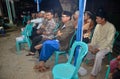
[53,31,76,65]
[69,31,76,49]
[113,31,119,44]
[53,23,60,32]
[21,23,33,36]
[67,41,88,76]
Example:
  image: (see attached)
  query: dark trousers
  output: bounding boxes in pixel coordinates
[30,35,42,53]
[30,27,38,40]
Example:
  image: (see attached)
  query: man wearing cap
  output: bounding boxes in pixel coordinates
[85,10,116,79]
[26,11,45,40]
[72,10,79,29]
[34,11,75,72]
[30,10,45,24]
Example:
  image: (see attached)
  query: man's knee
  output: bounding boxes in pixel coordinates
[96,52,103,60]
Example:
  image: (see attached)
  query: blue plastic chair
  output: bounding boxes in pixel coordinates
[52,41,88,79]
[16,23,33,54]
[54,31,76,65]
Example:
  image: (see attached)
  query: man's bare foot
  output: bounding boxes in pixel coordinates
[38,66,50,72]
[26,52,35,56]
[89,74,96,79]
[35,44,42,50]
[34,61,45,69]
[34,61,50,72]
[108,73,112,79]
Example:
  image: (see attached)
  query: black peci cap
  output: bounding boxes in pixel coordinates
[96,9,107,19]
[62,11,72,17]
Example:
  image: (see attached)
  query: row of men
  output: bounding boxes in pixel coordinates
[17,9,116,79]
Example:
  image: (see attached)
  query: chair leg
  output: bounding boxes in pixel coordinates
[16,41,20,54]
[55,53,59,65]
[27,42,31,49]
[105,65,110,79]
[108,52,112,64]
[26,39,31,49]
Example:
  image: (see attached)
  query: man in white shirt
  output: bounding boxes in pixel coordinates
[28,11,45,40]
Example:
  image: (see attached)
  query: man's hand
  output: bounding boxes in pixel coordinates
[57,30,63,36]
[92,48,99,54]
[36,30,41,34]
[41,25,45,29]
[27,20,31,24]
[89,45,93,52]
[89,45,99,54]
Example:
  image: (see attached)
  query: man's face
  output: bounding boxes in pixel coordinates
[61,14,70,23]
[84,13,89,21]
[73,13,78,20]
[43,13,47,19]
[38,13,44,18]
[96,16,105,24]
[46,12,53,20]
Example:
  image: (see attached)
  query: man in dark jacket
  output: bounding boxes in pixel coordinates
[34,11,75,72]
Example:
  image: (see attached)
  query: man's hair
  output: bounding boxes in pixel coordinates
[46,9,54,15]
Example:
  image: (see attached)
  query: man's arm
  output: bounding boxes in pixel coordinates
[57,24,75,41]
[31,18,43,23]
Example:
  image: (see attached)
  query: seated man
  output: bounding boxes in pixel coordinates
[34,11,75,72]
[26,10,56,56]
[28,11,45,40]
[85,10,116,79]
[72,10,95,43]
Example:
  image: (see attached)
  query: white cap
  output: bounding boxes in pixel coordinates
[40,11,45,14]
[75,10,79,15]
